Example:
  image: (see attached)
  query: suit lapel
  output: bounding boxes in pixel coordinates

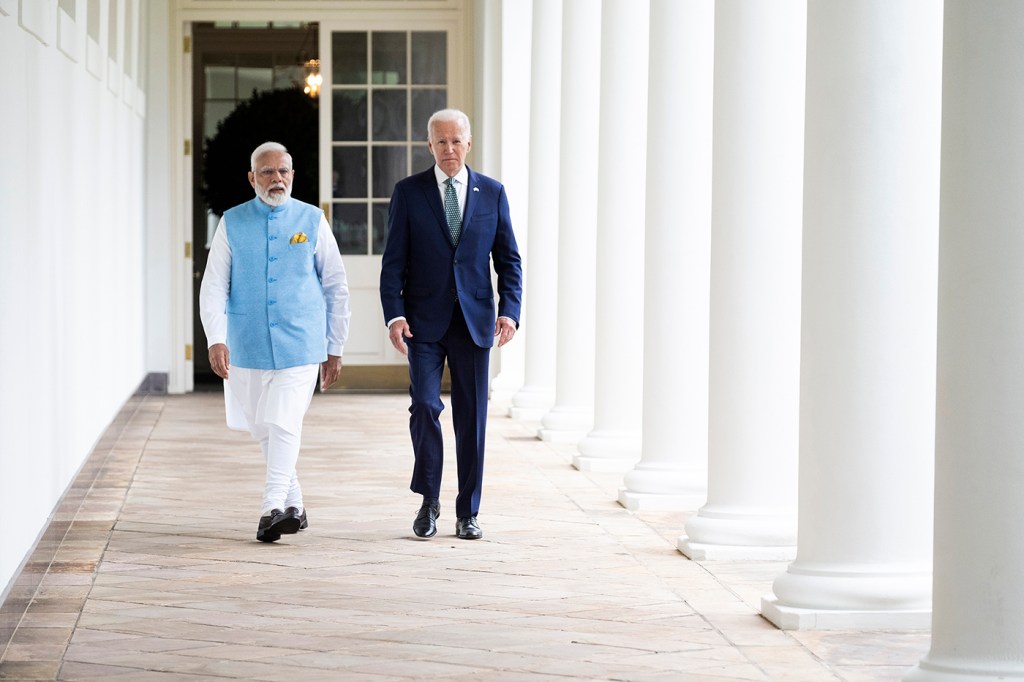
[417,168,452,244]
[462,167,478,236]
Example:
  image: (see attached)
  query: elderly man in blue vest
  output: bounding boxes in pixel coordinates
[200,141,350,543]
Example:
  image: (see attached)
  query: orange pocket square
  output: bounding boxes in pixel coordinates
[289,232,308,244]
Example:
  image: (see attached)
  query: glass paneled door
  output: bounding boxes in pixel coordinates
[320,26,454,375]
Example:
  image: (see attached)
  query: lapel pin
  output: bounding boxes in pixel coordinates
[473,187,480,192]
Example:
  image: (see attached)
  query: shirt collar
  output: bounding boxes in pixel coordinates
[434,164,468,187]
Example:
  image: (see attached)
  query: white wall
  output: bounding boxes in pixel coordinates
[0,5,150,596]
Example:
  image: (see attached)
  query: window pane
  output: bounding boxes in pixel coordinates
[332,147,368,198]
[372,202,390,255]
[413,146,434,173]
[332,90,367,141]
[137,1,148,89]
[332,203,369,255]
[204,101,236,139]
[238,67,273,97]
[124,0,134,76]
[412,89,447,139]
[87,0,99,40]
[373,90,406,141]
[412,32,446,84]
[205,66,236,99]
[273,65,304,90]
[333,32,367,84]
[108,0,118,59]
[372,32,406,85]
[372,146,407,199]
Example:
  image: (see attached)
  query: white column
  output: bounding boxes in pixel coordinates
[489,0,532,404]
[510,0,560,421]
[538,0,600,443]
[574,0,649,472]
[762,0,942,628]
[674,0,806,543]
[906,3,1024,678]
[617,0,714,511]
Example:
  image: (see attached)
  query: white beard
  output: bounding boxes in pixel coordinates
[256,182,292,207]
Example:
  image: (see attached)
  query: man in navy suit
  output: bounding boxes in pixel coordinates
[380,109,523,540]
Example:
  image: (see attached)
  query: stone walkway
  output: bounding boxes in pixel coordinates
[1,392,929,680]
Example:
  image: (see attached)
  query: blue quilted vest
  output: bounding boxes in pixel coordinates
[223,197,327,369]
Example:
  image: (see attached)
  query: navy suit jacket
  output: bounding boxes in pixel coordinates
[380,165,523,348]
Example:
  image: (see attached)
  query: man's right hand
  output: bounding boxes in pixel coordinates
[388,320,413,356]
[209,343,230,379]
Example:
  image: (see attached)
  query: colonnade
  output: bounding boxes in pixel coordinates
[505,0,1024,678]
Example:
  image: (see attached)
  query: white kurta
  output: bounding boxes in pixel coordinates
[224,365,318,434]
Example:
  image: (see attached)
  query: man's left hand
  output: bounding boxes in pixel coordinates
[321,354,343,390]
[495,317,517,347]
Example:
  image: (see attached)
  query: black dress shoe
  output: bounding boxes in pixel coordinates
[413,498,440,538]
[455,516,483,540]
[256,508,301,543]
[286,507,308,531]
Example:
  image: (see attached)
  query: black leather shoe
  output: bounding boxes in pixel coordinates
[256,508,301,543]
[413,498,440,538]
[286,507,308,531]
[455,516,483,540]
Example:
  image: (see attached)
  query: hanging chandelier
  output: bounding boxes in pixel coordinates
[303,58,322,98]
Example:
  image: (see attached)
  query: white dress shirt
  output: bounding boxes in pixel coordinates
[434,164,468,215]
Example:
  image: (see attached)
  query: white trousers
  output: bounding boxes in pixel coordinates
[224,364,319,515]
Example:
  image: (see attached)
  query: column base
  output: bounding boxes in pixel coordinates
[677,504,797,560]
[618,462,707,511]
[489,386,519,403]
[538,406,593,443]
[509,385,555,417]
[618,488,705,512]
[539,427,589,444]
[574,454,638,472]
[761,595,931,630]
[904,657,1024,681]
[509,405,548,421]
[489,374,523,404]
[574,430,641,472]
[487,374,520,401]
[678,537,795,561]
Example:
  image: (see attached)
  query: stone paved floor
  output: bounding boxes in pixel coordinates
[1,392,929,680]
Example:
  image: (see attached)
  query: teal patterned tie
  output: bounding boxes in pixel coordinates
[444,176,462,245]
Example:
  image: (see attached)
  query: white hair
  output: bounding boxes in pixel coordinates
[427,109,472,142]
[250,141,291,171]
